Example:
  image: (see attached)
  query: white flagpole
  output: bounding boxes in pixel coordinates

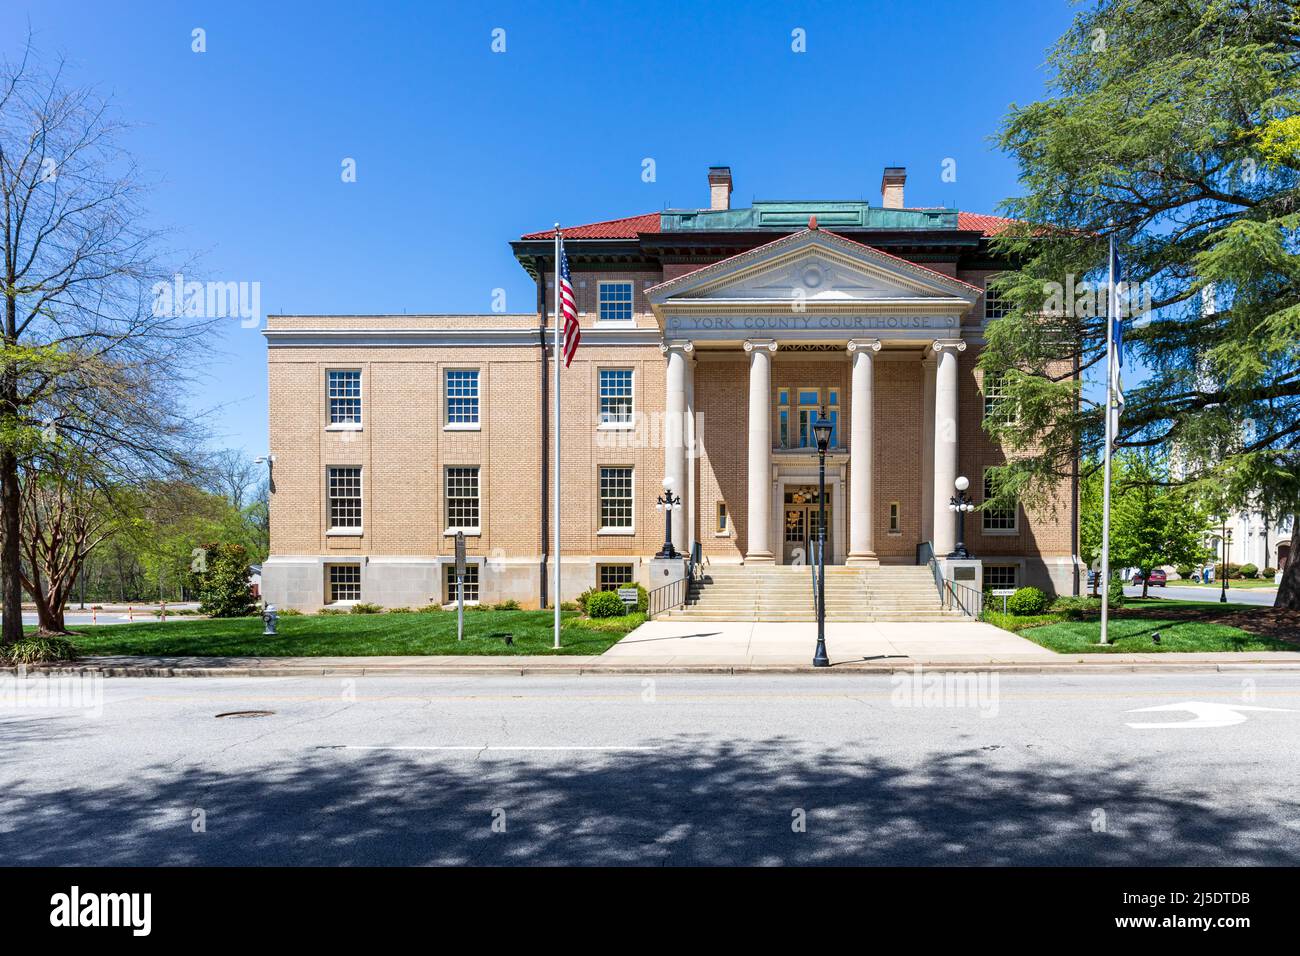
[553,225,562,650]
[1099,234,1116,646]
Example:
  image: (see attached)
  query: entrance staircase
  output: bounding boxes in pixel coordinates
[656,564,968,623]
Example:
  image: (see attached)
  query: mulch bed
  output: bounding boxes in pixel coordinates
[1114,603,1300,643]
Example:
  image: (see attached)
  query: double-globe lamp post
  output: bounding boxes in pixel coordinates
[811,410,834,668]
[947,476,975,559]
[655,478,681,560]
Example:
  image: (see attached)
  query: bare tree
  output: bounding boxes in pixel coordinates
[0,38,214,644]
[206,448,259,512]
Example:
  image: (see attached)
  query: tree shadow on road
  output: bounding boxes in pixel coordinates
[2,736,1295,866]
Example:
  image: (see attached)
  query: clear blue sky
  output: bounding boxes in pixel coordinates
[2,0,1079,457]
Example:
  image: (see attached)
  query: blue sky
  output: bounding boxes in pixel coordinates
[2,0,1079,457]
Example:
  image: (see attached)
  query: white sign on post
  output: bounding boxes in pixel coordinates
[991,587,1015,613]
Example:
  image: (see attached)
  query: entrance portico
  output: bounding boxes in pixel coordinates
[646,224,981,568]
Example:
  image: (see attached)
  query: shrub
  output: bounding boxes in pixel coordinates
[1005,586,1049,615]
[350,602,383,614]
[493,599,521,611]
[277,608,304,616]
[387,607,412,614]
[2,636,76,664]
[1239,563,1258,579]
[577,583,646,614]
[585,590,626,618]
[560,601,580,612]
[317,607,348,616]
[189,542,256,618]
[1262,566,1277,578]
[467,602,492,612]
[415,604,444,613]
[1175,564,1195,579]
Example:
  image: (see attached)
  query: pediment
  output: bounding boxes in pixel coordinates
[647,229,979,309]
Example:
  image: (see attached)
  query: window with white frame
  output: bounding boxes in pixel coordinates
[598,281,634,322]
[983,565,1018,589]
[444,562,479,603]
[889,502,900,533]
[445,467,480,530]
[983,469,1018,532]
[598,564,635,590]
[983,370,1011,421]
[717,502,728,533]
[328,564,361,603]
[327,370,362,425]
[984,277,1011,322]
[600,466,634,529]
[445,369,480,426]
[327,467,362,530]
[599,369,634,425]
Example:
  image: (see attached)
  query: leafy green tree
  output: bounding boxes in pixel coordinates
[190,542,255,618]
[1109,455,1212,598]
[979,0,1300,608]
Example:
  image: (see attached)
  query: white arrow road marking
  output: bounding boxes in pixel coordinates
[1125,701,1298,729]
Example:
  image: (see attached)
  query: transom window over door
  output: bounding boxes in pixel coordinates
[787,388,839,449]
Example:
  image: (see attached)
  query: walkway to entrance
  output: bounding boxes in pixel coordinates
[603,620,1057,667]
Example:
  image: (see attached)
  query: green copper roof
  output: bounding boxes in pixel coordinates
[659,201,958,232]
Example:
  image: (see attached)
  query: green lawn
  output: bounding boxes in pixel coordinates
[1018,617,1291,654]
[1167,579,1277,590]
[58,609,644,657]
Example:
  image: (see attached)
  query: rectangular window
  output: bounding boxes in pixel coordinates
[327,467,362,530]
[889,502,900,533]
[328,564,361,603]
[444,562,479,603]
[598,281,634,322]
[984,277,1011,322]
[599,368,634,425]
[797,388,820,448]
[598,564,635,590]
[327,370,362,425]
[445,466,480,530]
[717,502,728,532]
[778,389,790,448]
[983,469,1018,532]
[599,466,634,529]
[984,565,1019,589]
[983,371,1010,421]
[445,369,480,426]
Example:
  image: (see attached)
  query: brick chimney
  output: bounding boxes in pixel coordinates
[708,166,732,211]
[881,166,906,209]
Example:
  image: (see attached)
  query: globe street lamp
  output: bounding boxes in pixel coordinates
[655,478,682,560]
[811,409,835,668]
[947,476,976,560]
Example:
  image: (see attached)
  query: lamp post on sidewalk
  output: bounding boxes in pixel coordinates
[948,476,976,559]
[811,409,834,668]
[1220,523,1233,604]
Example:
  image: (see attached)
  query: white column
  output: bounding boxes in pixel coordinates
[662,340,693,552]
[931,339,965,555]
[685,351,696,557]
[846,339,880,566]
[920,353,937,545]
[744,339,777,563]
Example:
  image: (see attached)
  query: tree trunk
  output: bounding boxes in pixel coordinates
[1276,520,1300,610]
[1141,575,1150,599]
[0,445,20,645]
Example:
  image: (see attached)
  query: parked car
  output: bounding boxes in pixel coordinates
[1135,569,1168,587]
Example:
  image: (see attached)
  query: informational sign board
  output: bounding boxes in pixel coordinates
[454,532,466,577]
[991,588,1016,597]
[617,587,639,610]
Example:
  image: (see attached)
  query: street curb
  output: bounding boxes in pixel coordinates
[6,661,1300,678]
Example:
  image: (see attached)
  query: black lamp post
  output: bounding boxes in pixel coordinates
[655,478,681,560]
[1220,523,1233,603]
[947,476,976,559]
[811,408,834,668]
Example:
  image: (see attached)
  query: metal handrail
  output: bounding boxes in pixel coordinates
[923,540,946,604]
[945,579,984,618]
[648,576,687,618]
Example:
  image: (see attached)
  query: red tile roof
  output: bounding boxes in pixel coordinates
[523,210,1019,240]
[521,212,661,240]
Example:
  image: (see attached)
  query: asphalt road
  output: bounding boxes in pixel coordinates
[3,672,1299,866]
[6,604,202,627]
[1122,584,1278,606]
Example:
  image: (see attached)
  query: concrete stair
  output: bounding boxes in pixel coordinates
[656,565,969,622]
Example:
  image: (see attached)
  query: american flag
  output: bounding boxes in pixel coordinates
[558,238,580,367]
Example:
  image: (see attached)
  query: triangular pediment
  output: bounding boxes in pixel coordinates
[646,228,980,309]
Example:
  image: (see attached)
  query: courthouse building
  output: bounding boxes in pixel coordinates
[262,166,1080,610]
